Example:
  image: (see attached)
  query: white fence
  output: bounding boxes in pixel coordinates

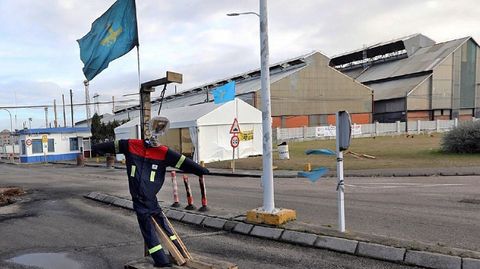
[276,118,478,142]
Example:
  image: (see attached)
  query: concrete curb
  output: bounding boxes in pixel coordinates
[84,192,480,269]
[52,161,480,178]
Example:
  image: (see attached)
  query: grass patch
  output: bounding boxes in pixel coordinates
[208,134,480,171]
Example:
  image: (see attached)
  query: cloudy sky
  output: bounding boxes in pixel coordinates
[0,0,479,131]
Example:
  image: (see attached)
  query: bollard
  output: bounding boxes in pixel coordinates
[304,163,312,172]
[76,153,85,166]
[106,154,115,169]
[198,174,208,212]
[183,175,196,210]
[170,171,180,207]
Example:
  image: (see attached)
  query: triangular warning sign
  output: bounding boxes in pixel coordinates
[229,118,241,134]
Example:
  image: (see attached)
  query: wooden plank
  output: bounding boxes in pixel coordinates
[151,217,187,266]
[162,211,193,260]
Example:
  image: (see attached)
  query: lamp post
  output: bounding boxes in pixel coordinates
[1,109,13,132]
[228,0,275,213]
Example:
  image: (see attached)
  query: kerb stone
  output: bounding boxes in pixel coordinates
[357,242,405,262]
[463,258,480,269]
[405,251,461,269]
[280,230,317,246]
[181,213,205,225]
[315,236,358,254]
[250,226,284,240]
[165,210,185,221]
[232,223,254,235]
[203,217,227,229]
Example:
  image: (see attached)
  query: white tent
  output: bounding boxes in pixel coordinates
[114,98,263,163]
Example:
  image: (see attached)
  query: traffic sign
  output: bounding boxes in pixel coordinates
[25,139,32,146]
[42,135,48,144]
[230,135,240,148]
[229,118,241,134]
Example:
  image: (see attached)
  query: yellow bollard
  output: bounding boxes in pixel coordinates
[304,163,312,172]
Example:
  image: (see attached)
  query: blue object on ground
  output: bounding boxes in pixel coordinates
[305,149,336,156]
[298,167,329,182]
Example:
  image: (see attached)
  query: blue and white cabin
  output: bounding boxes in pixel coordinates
[17,127,92,163]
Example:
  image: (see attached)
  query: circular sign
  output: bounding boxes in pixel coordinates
[42,135,48,144]
[230,135,240,148]
[25,139,32,146]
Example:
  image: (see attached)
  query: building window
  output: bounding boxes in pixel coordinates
[48,139,55,152]
[69,138,79,151]
[21,140,26,155]
[32,139,43,154]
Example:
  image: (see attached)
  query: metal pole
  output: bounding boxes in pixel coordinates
[84,80,91,126]
[70,89,74,127]
[62,94,67,127]
[260,0,275,213]
[112,96,115,113]
[44,107,48,128]
[335,112,346,232]
[53,99,58,128]
[1,109,12,132]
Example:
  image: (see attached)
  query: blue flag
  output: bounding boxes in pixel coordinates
[77,0,138,81]
[212,81,236,104]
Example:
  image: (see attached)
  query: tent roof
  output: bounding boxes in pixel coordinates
[115,98,261,132]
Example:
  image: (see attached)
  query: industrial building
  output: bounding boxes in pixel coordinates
[331,34,480,122]
[17,127,91,163]
[102,52,373,129]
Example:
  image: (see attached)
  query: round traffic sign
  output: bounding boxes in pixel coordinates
[25,139,32,146]
[230,135,240,148]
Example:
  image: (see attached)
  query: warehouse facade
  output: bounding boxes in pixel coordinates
[331,34,480,122]
[106,52,373,129]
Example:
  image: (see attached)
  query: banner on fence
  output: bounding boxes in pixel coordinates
[315,125,361,137]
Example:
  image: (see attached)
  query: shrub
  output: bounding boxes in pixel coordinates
[441,120,480,153]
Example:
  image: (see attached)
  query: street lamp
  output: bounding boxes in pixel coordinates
[1,109,13,132]
[227,1,295,224]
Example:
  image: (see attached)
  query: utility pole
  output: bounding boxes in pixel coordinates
[62,94,67,127]
[54,99,58,128]
[84,80,91,126]
[44,107,48,128]
[70,89,74,127]
[112,96,115,113]
[93,93,99,115]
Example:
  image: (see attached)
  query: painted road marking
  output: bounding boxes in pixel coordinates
[345,183,466,189]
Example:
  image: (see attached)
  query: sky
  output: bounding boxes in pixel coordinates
[1,0,480,131]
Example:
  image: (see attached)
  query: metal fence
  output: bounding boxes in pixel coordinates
[276,118,478,142]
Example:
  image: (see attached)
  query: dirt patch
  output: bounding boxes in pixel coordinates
[0,187,25,206]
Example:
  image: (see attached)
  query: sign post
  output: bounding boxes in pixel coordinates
[229,118,241,173]
[335,111,352,233]
[42,135,48,163]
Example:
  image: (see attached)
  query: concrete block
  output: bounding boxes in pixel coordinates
[250,226,284,240]
[357,242,405,262]
[165,210,185,221]
[181,213,205,225]
[123,200,133,210]
[103,195,116,204]
[112,198,126,207]
[223,221,240,231]
[405,251,461,269]
[280,230,317,246]
[314,236,358,254]
[246,208,296,225]
[203,217,227,229]
[232,222,254,235]
[463,258,480,269]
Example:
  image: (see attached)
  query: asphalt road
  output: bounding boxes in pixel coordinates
[0,163,421,269]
